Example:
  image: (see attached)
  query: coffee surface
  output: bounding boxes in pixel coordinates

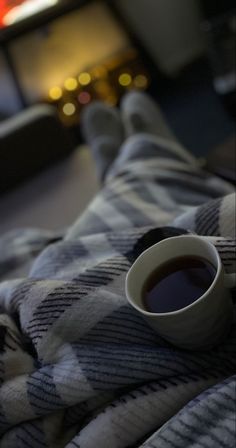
[142,256,216,313]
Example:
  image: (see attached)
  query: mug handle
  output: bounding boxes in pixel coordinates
[201,236,235,289]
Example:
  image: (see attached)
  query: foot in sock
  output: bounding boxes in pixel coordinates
[81,101,124,181]
[121,90,176,141]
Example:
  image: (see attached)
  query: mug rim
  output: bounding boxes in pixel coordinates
[125,234,222,317]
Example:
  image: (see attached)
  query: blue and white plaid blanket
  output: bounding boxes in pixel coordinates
[0,136,235,447]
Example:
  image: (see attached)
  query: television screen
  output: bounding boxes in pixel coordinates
[0,0,59,28]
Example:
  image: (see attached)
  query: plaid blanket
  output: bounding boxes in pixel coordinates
[0,137,235,447]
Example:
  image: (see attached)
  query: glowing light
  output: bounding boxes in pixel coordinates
[78,91,91,105]
[134,74,148,89]
[63,103,76,116]
[64,78,78,91]
[118,73,132,87]
[78,72,91,86]
[3,0,58,26]
[49,86,62,100]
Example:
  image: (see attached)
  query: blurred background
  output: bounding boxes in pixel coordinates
[0,0,235,232]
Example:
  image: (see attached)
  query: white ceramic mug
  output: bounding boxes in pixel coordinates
[126,235,235,350]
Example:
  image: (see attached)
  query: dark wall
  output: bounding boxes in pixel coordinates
[200,0,235,19]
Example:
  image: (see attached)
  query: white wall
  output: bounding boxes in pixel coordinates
[115,0,205,75]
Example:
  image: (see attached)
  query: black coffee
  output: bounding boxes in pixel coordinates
[142,256,216,313]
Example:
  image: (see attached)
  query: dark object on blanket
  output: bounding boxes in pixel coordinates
[0,104,75,194]
[206,135,236,184]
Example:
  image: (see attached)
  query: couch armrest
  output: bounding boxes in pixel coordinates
[0,105,75,193]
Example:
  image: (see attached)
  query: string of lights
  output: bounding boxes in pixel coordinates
[48,50,150,125]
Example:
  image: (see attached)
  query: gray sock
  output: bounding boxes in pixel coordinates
[121,91,177,141]
[81,102,124,181]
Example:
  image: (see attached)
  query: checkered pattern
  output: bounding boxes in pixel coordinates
[0,134,235,447]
